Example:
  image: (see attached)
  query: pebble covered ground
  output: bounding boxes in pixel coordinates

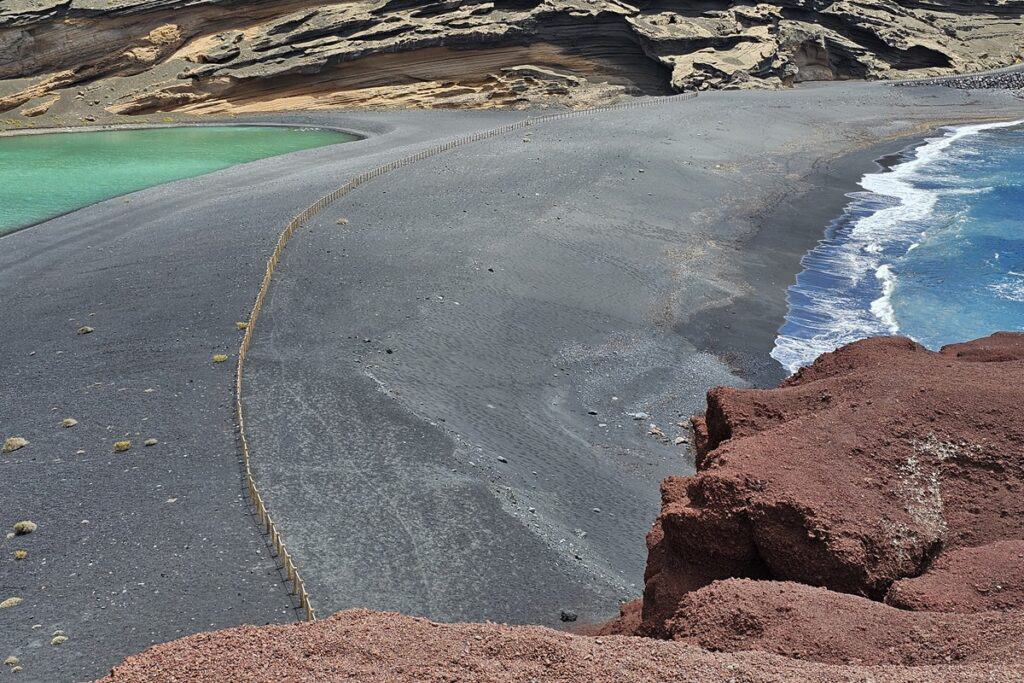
[101,608,1024,682]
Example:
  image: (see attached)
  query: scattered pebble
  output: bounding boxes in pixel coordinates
[497,456,508,463]
[114,440,132,453]
[559,610,578,622]
[627,412,649,420]
[674,436,687,445]
[212,354,229,363]
[13,521,36,536]
[61,418,78,428]
[144,438,158,447]
[51,635,67,646]
[0,598,22,610]
[77,326,94,335]
[2,437,28,453]
[587,410,598,415]
[3,657,18,667]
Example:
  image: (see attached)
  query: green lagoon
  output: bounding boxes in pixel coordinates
[0,125,357,235]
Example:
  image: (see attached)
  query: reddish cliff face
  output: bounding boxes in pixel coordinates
[640,332,1024,649]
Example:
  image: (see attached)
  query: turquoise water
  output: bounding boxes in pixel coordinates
[773,119,1024,373]
[0,126,357,234]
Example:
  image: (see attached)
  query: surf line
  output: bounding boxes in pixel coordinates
[771,117,1024,374]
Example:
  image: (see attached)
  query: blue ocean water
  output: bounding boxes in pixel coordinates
[772,119,1024,373]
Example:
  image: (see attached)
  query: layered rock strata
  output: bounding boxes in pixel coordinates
[1,0,1022,115]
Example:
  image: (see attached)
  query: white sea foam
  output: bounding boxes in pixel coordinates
[989,273,1024,303]
[771,118,1024,374]
[870,264,900,333]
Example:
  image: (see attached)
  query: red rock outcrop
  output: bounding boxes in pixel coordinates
[885,540,1024,613]
[642,333,1024,636]
[666,579,1024,666]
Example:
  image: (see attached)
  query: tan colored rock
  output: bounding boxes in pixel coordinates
[2,437,28,453]
[20,94,58,116]
[2,0,1021,114]
[12,521,36,535]
[114,440,132,452]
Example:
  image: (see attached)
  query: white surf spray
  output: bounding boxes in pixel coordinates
[771,118,1024,374]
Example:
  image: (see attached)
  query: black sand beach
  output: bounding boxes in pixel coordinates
[1,81,1022,681]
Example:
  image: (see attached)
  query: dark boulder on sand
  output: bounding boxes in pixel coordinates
[641,332,1024,636]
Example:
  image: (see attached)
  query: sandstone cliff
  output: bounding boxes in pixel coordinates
[1,0,1022,116]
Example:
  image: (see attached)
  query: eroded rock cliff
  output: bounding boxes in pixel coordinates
[1,0,1021,116]
[636,332,1024,665]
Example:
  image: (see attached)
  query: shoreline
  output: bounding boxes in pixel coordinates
[686,133,936,387]
[0,122,365,239]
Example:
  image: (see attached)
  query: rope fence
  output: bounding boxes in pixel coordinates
[234,91,699,623]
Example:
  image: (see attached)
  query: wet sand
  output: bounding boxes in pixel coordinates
[0,81,1021,681]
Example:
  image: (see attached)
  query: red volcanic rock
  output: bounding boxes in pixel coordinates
[102,608,1024,682]
[642,333,1024,634]
[885,541,1024,613]
[665,578,1024,666]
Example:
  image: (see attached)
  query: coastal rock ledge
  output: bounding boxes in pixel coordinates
[102,333,1024,681]
[1,0,1023,114]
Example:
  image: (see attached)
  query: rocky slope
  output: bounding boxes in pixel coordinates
[100,608,1024,682]
[1,0,1022,117]
[100,334,1024,680]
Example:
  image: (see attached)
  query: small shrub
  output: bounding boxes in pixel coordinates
[13,550,27,560]
[2,437,28,453]
[13,521,36,536]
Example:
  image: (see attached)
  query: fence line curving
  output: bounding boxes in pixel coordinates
[234,91,698,623]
